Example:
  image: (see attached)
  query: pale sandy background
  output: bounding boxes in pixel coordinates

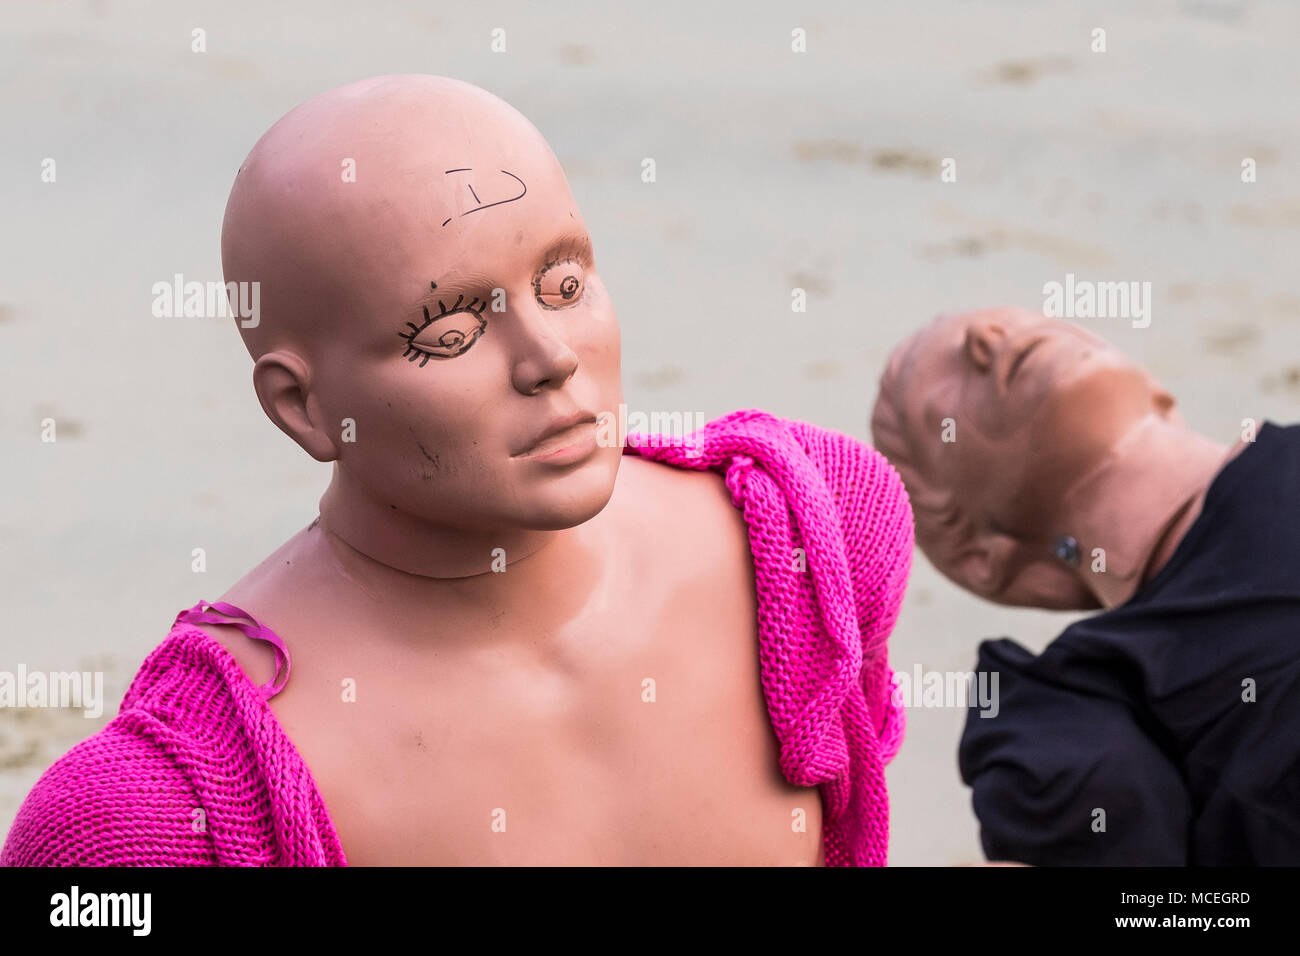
[2,0,1298,864]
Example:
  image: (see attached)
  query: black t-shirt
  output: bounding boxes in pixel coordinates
[958,421,1300,865]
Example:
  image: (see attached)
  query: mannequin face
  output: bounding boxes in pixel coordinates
[884,307,1176,603]
[224,76,624,535]
[309,161,623,533]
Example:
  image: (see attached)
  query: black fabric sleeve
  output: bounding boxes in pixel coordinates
[958,639,1192,865]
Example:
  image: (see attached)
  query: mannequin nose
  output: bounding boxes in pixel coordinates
[963,319,1008,371]
[510,314,580,395]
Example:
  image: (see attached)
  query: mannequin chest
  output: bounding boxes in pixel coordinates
[211,463,825,865]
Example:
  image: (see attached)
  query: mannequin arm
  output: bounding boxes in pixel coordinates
[959,639,1192,865]
[1,724,216,866]
[793,419,914,758]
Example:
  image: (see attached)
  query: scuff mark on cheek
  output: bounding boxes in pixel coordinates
[415,440,441,470]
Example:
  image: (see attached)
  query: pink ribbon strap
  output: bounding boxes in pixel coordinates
[176,600,292,700]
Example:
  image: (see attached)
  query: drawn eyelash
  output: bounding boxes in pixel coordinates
[398,293,489,367]
[548,235,592,267]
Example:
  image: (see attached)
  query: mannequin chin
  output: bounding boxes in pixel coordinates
[872,306,1233,610]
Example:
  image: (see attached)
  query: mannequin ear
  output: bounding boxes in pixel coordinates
[252,350,340,463]
[950,530,1020,599]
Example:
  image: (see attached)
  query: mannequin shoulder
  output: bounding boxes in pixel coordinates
[613,454,752,568]
[1,719,217,865]
[617,453,742,519]
[192,529,318,691]
[193,618,281,692]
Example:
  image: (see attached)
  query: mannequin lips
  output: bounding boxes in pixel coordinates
[513,411,599,462]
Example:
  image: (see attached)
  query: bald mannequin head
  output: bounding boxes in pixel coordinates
[221,75,624,571]
[871,307,1201,609]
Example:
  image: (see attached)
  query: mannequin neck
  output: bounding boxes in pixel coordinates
[317,462,564,581]
[1052,417,1239,608]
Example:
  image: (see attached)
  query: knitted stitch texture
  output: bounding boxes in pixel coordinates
[1,409,912,866]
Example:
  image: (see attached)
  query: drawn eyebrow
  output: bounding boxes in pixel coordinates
[411,278,488,315]
[538,230,593,265]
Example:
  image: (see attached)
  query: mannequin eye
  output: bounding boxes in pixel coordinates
[533,258,585,310]
[398,295,488,367]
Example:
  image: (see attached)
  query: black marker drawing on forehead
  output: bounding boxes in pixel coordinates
[440,168,527,227]
[398,282,489,365]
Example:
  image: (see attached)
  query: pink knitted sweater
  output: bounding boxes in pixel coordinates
[2,409,913,866]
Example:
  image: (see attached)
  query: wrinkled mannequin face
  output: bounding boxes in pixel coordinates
[875,307,1176,605]
[222,75,623,536]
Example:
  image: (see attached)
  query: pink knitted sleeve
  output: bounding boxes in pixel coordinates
[1,722,217,866]
[4,627,346,867]
[792,420,915,762]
